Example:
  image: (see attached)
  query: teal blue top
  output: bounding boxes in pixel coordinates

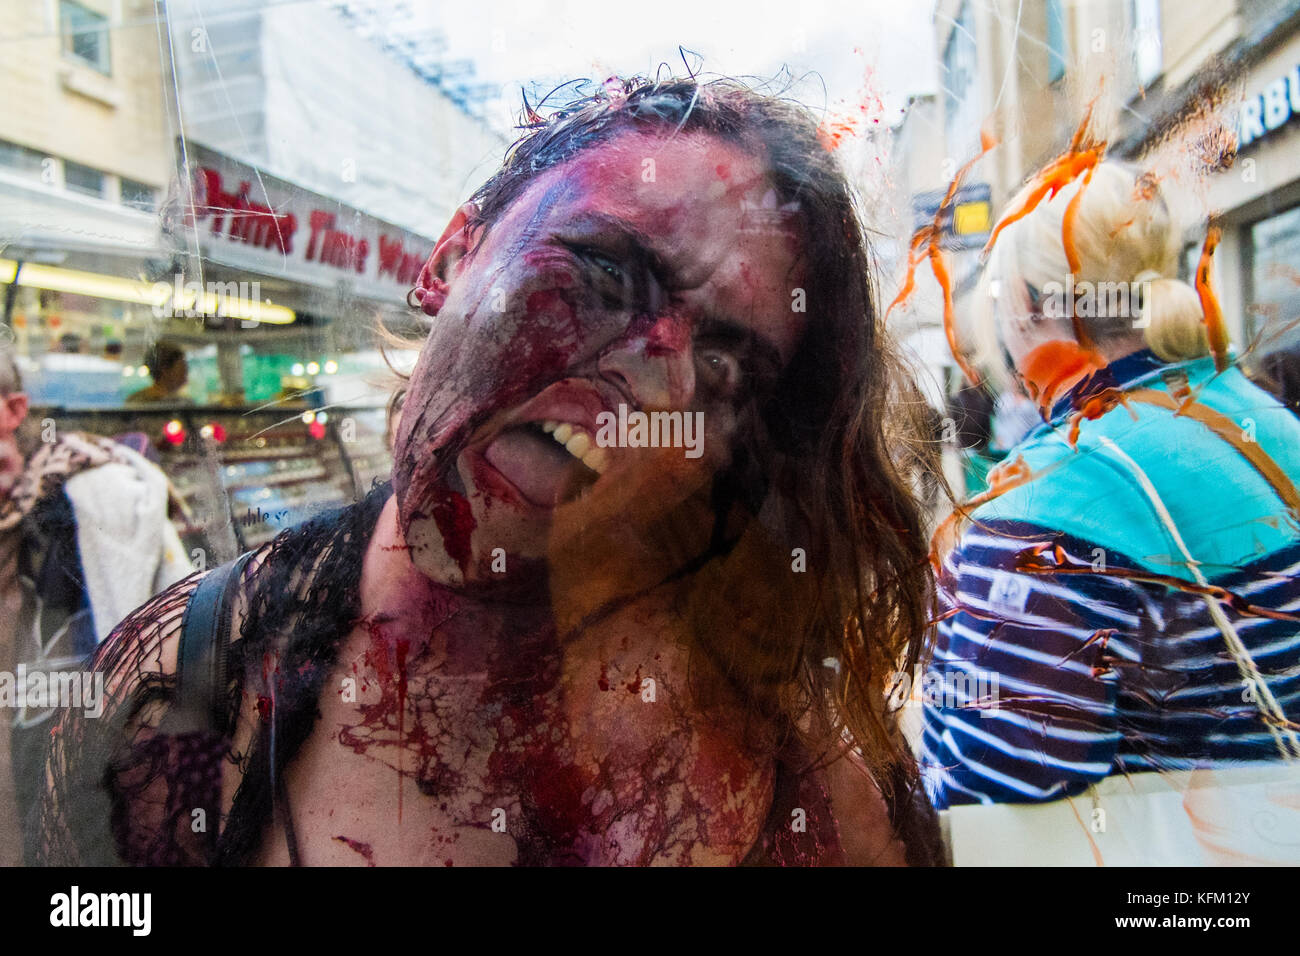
[979,352,1300,582]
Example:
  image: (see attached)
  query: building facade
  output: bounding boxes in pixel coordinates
[925,0,1300,374]
[1,0,506,407]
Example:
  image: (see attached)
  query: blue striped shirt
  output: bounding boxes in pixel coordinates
[922,351,1300,808]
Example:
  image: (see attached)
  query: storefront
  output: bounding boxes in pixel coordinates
[1207,24,1300,367]
[0,140,437,564]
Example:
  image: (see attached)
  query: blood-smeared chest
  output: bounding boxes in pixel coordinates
[262,608,787,866]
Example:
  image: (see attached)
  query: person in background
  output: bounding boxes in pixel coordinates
[989,379,1038,456]
[126,341,189,405]
[922,161,1300,810]
[0,346,192,864]
[946,380,996,495]
[1257,344,1300,416]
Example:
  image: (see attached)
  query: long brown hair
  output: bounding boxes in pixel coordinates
[392,75,938,844]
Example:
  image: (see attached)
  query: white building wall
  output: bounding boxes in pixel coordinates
[166,0,506,239]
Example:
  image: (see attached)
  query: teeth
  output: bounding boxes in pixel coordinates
[565,432,591,458]
[539,421,608,475]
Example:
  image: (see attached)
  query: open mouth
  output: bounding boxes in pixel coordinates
[481,418,609,508]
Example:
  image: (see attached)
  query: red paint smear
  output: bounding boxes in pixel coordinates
[639,310,692,359]
[597,662,610,692]
[815,73,885,151]
[624,666,642,695]
[332,835,376,866]
[429,485,476,576]
[337,614,443,832]
[396,636,410,823]
[1196,225,1231,373]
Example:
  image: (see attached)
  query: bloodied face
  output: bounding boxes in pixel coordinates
[392,129,809,591]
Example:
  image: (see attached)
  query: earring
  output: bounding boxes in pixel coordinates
[408,277,449,317]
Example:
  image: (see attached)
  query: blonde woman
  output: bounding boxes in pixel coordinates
[921,162,1300,812]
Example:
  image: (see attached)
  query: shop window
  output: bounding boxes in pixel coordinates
[1046,0,1068,84]
[120,177,156,211]
[1248,204,1300,353]
[63,159,105,198]
[0,139,47,180]
[60,0,111,75]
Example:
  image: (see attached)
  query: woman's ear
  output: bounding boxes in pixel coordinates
[0,392,29,439]
[412,202,480,316]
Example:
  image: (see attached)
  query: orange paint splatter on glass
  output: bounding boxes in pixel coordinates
[1195,225,1231,373]
[885,127,997,386]
[982,107,1105,260]
[930,454,1034,573]
[1019,340,1107,416]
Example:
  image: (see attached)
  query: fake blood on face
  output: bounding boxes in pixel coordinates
[429,486,475,576]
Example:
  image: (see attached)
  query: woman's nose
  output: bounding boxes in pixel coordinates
[597,312,696,410]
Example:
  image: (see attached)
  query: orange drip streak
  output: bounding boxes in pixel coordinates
[982,149,1102,259]
[931,232,980,386]
[929,454,1034,573]
[1196,225,1231,373]
[885,129,996,386]
[883,231,930,321]
[1062,166,1097,351]
[981,104,1104,262]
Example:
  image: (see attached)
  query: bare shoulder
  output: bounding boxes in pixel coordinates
[819,750,910,866]
[38,551,266,865]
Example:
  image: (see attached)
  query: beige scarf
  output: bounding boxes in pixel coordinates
[0,432,136,532]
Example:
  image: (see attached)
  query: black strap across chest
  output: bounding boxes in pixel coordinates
[176,552,253,737]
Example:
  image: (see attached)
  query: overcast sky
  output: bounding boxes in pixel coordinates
[370,0,940,135]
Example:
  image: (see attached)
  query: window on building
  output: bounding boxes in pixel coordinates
[943,1,981,160]
[0,139,48,180]
[120,177,156,211]
[63,160,105,198]
[1132,0,1162,88]
[1046,0,1068,84]
[60,0,111,75]
[1248,205,1300,353]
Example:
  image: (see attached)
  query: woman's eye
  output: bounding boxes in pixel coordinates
[590,254,623,283]
[569,246,630,306]
[697,348,743,394]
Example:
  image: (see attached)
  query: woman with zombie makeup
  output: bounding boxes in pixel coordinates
[38,77,943,867]
[923,161,1300,813]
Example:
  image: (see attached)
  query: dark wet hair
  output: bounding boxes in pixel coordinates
[143,340,185,379]
[458,76,939,848]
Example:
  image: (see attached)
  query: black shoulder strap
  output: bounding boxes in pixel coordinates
[176,552,254,737]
